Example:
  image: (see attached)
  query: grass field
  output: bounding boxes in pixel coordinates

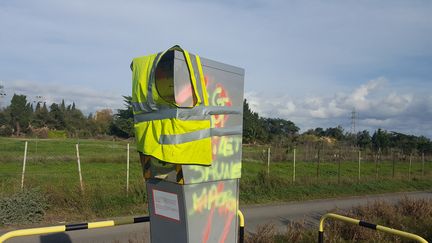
[1,137,432,226]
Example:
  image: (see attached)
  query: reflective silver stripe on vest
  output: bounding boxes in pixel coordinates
[132,102,152,113]
[159,126,242,145]
[133,106,242,123]
[146,52,162,111]
[134,109,177,123]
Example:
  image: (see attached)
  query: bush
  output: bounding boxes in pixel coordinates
[47,130,67,139]
[30,127,49,138]
[0,125,13,136]
[0,188,49,225]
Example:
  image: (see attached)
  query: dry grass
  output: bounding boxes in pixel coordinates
[246,197,432,243]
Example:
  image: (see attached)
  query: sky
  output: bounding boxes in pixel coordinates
[1,0,432,137]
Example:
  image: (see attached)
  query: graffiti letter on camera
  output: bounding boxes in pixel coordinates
[191,182,236,214]
[211,83,232,129]
[189,161,241,184]
[189,181,237,243]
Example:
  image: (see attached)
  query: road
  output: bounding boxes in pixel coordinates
[2,191,431,243]
[242,191,432,231]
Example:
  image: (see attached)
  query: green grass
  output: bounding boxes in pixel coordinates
[0,137,146,224]
[240,159,432,204]
[1,137,431,226]
[0,137,140,164]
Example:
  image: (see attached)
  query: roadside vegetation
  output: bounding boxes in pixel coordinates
[1,137,432,227]
[1,93,432,159]
[1,94,432,228]
[246,197,432,242]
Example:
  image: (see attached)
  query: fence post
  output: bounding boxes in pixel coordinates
[409,153,412,180]
[317,148,321,178]
[375,150,379,179]
[337,152,341,184]
[358,150,361,183]
[293,148,296,183]
[422,152,425,176]
[267,147,270,176]
[75,144,84,192]
[126,143,130,195]
[392,150,395,178]
[21,141,28,190]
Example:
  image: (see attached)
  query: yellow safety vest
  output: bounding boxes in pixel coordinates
[132,46,242,165]
[131,46,213,165]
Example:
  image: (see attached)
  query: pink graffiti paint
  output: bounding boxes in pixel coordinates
[219,212,235,243]
[199,182,236,243]
[176,84,193,105]
[202,206,215,243]
[212,84,232,128]
[210,83,233,160]
[176,75,210,105]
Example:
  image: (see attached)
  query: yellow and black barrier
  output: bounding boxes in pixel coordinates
[0,216,149,243]
[318,213,428,243]
[238,210,245,243]
[1,212,245,243]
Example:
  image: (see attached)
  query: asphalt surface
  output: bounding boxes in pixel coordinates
[2,191,431,243]
[242,191,432,231]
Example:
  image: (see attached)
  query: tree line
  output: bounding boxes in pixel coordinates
[243,99,432,155]
[0,94,131,138]
[0,94,431,155]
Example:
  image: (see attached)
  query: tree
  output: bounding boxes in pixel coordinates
[35,102,41,112]
[389,132,418,155]
[417,136,432,155]
[371,128,390,153]
[0,108,9,126]
[304,128,326,137]
[356,130,371,149]
[262,117,299,144]
[9,94,32,135]
[48,103,66,129]
[58,101,87,136]
[32,102,49,127]
[314,128,325,137]
[324,126,345,140]
[94,109,113,134]
[0,107,12,136]
[60,99,66,112]
[242,99,266,144]
[109,96,134,138]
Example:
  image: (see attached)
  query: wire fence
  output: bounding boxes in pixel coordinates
[243,145,431,183]
[0,138,143,197]
[0,138,431,196]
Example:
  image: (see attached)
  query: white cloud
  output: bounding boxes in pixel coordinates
[0,0,431,137]
[345,77,386,110]
[362,118,394,127]
[277,101,296,116]
[244,91,264,114]
[380,93,413,115]
[246,77,432,137]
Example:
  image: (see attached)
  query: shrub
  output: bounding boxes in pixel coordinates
[246,198,432,242]
[47,130,67,139]
[0,188,49,225]
[30,127,49,138]
[0,125,13,136]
